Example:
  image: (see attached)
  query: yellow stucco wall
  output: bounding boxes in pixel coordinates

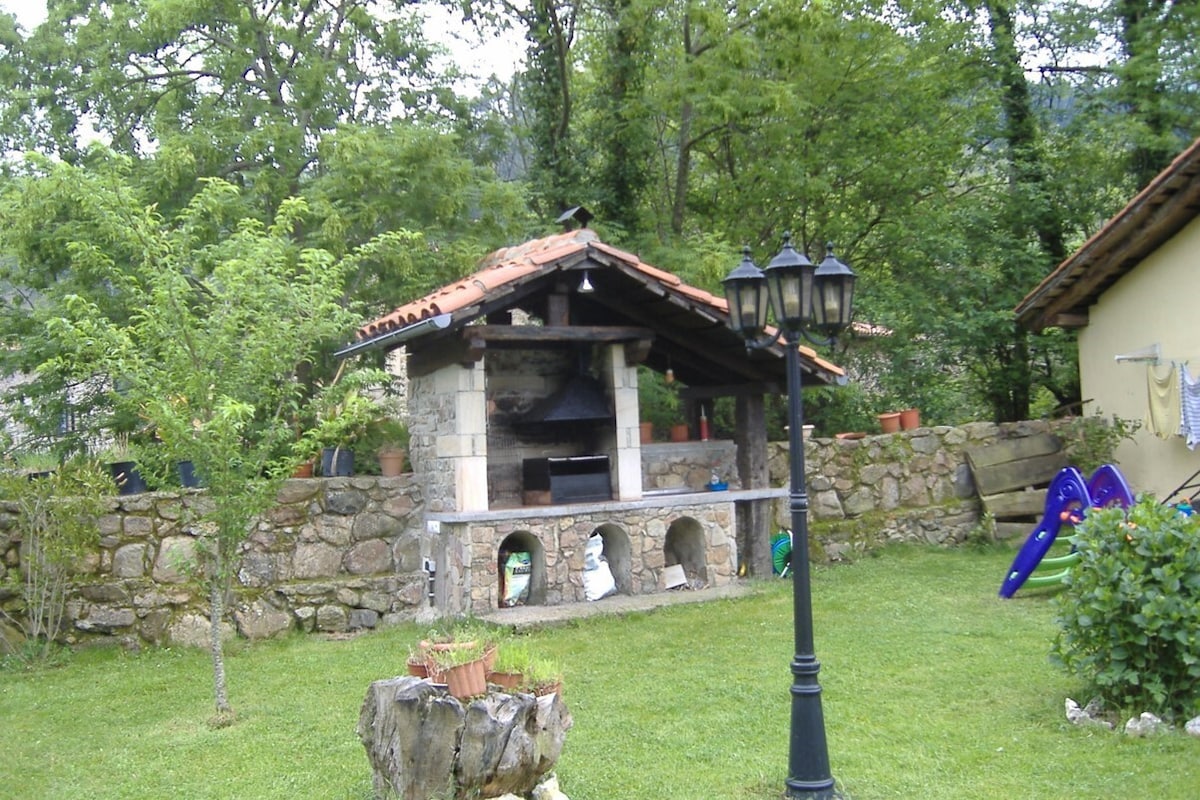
[1076,215,1200,499]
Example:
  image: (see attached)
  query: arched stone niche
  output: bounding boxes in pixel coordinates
[497,531,547,607]
[664,516,707,585]
[589,522,632,595]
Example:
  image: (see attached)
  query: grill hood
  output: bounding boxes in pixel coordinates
[520,373,613,425]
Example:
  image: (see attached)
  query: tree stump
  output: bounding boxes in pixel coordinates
[357,676,572,800]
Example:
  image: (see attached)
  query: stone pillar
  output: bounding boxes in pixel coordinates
[436,361,488,512]
[605,344,643,501]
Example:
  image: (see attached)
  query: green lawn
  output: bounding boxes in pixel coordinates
[2,545,1196,799]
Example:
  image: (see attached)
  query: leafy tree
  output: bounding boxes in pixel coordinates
[8,0,458,212]
[27,160,391,719]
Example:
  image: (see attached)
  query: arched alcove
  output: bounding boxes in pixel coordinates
[664,516,707,585]
[590,523,633,595]
[497,531,546,607]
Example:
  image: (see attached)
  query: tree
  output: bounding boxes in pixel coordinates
[27,159,391,719]
[9,0,458,215]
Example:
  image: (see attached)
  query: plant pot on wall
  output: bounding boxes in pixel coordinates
[669,423,689,442]
[899,408,921,430]
[177,461,203,488]
[378,448,406,477]
[108,461,148,495]
[639,421,654,444]
[320,447,354,477]
[877,412,901,434]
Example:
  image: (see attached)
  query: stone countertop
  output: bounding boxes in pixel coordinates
[427,487,787,523]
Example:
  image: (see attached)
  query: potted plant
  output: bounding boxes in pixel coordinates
[100,434,149,495]
[15,451,59,480]
[369,417,409,477]
[301,386,382,477]
[520,656,564,697]
[428,639,489,700]
[487,641,532,691]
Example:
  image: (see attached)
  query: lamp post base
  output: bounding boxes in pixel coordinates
[783,781,842,800]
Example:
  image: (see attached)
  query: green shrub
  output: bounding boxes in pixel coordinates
[0,457,111,665]
[1051,498,1200,718]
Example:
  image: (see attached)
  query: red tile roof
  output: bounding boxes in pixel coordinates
[356,228,844,380]
[1016,136,1200,331]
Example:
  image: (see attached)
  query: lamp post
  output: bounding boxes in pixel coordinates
[723,234,856,800]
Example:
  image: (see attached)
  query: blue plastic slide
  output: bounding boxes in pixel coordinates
[998,464,1135,598]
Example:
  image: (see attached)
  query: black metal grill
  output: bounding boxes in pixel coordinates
[522,456,611,503]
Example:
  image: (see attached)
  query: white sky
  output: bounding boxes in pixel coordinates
[0,0,522,87]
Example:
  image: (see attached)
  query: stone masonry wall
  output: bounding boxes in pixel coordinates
[1,420,1059,648]
[0,476,426,650]
[771,419,1062,560]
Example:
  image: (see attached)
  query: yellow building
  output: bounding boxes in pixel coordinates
[1016,138,1200,500]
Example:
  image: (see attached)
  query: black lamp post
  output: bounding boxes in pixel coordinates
[723,234,856,800]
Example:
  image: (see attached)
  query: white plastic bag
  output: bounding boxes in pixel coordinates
[582,534,616,601]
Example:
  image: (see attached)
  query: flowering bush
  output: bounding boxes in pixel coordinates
[1051,497,1200,718]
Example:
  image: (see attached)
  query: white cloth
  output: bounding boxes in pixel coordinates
[1180,365,1200,450]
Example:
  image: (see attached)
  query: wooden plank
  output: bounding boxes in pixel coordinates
[965,433,1062,470]
[994,521,1034,542]
[980,489,1047,519]
[970,451,1070,495]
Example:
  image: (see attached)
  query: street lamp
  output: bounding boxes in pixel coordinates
[723,233,856,800]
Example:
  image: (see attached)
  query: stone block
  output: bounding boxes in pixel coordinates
[153,536,197,583]
[112,543,147,578]
[293,542,342,579]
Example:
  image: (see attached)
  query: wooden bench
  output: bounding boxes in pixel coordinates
[965,433,1068,540]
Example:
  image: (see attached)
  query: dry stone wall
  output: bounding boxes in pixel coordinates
[0,476,426,650]
[773,419,1061,559]
[0,419,1063,649]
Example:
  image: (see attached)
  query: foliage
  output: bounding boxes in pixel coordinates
[25,163,386,717]
[1058,411,1142,475]
[1052,498,1200,718]
[635,367,680,437]
[803,382,874,438]
[6,0,456,205]
[0,457,110,664]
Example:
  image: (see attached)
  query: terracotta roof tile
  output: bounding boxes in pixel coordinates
[355,228,844,379]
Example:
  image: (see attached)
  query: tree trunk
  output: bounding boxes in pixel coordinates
[735,393,772,577]
[210,575,232,716]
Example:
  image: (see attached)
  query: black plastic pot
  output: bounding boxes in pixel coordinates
[177,460,204,488]
[109,461,148,495]
[320,447,354,477]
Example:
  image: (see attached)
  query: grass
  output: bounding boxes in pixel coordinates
[2,545,1197,799]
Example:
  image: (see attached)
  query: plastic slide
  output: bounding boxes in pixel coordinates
[997,464,1135,598]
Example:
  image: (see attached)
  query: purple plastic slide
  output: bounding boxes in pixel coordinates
[998,464,1135,598]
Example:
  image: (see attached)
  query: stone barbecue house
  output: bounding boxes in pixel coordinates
[341,219,846,615]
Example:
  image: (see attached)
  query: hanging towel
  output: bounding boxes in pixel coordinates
[1146,364,1181,439]
[1180,365,1200,450]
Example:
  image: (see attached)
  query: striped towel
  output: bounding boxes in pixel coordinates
[1180,365,1200,450]
[1146,364,1181,439]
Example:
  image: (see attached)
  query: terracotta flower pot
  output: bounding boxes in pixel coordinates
[443,658,487,701]
[639,421,654,444]
[292,460,315,478]
[899,408,921,430]
[378,448,406,476]
[669,423,689,442]
[878,412,901,434]
[487,670,524,691]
